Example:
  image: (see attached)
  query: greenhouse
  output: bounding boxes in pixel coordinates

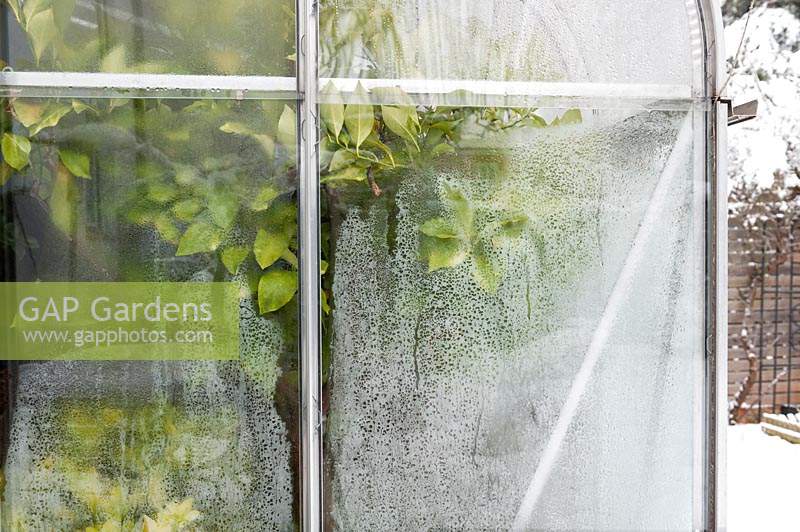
[0,0,727,530]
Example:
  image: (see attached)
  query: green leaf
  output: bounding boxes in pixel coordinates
[443,184,473,231]
[172,198,203,222]
[71,100,98,115]
[425,238,467,272]
[176,222,223,256]
[53,0,77,31]
[11,100,44,128]
[100,44,127,72]
[320,166,367,184]
[1,163,14,186]
[220,122,275,157]
[250,185,281,212]
[220,122,254,135]
[221,246,250,274]
[493,213,529,242]
[320,259,329,275]
[258,269,298,313]
[173,165,199,186]
[431,143,455,158]
[153,213,180,243]
[321,290,331,314]
[26,8,57,63]
[254,228,291,269]
[381,105,419,151]
[207,191,238,229]
[328,149,356,173]
[277,105,297,152]
[1,133,32,171]
[58,149,91,179]
[49,164,79,236]
[321,81,345,138]
[7,0,22,24]
[558,109,582,125]
[343,83,374,150]
[420,217,459,239]
[29,102,71,136]
[473,247,501,293]
[363,132,395,167]
[281,249,299,269]
[146,183,177,204]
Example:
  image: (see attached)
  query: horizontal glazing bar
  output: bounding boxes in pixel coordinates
[321,78,705,111]
[0,71,298,100]
[0,71,707,110]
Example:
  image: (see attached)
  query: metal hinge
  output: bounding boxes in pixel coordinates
[720,98,758,126]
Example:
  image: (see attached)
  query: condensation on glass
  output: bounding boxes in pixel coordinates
[0,2,301,531]
[0,0,725,531]
[318,1,720,531]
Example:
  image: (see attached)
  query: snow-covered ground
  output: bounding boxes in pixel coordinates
[728,425,800,531]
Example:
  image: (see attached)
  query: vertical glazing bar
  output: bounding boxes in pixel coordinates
[759,234,766,420]
[789,241,794,407]
[696,1,727,529]
[296,0,321,530]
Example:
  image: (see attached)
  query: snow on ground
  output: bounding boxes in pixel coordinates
[728,424,800,531]
[725,7,800,193]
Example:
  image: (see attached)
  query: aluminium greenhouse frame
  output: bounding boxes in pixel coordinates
[0,0,728,529]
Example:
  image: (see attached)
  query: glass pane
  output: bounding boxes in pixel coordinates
[0,96,300,530]
[319,0,698,85]
[2,0,295,76]
[319,100,702,529]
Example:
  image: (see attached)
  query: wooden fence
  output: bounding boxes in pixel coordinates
[728,211,800,423]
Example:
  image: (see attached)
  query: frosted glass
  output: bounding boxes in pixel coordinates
[320,0,700,86]
[322,109,702,530]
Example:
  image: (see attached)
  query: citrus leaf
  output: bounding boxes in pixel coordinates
[0,163,12,186]
[443,184,473,231]
[207,191,238,229]
[146,183,177,204]
[58,149,91,179]
[7,0,22,23]
[29,102,71,136]
[11,99,44,128]
[558,109,582,125]
[321,81,345,138]
[100,44,127,72]
[381,105,419,150]
[254,228,291,269]
[1,133,31,171]
[473,247,501,293]
[221,246,250,274]
[328,149,357,173]
[343,83,374,150]
[431,143,455,157]
[176,222,223,256]
[250,185,281,212]
[425,238,467,272]
[320,166,367,184]
[153,213,180,243]
[53,0,77,31]
[420,217,459,239]
[258,269,298,313]
[321,290,331,314]
[71,100,98,115]
[277,105,297,152]
[219,122,254,135]
[48,164,79,236]
[26,8,57,63]
[172,199,203,222]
